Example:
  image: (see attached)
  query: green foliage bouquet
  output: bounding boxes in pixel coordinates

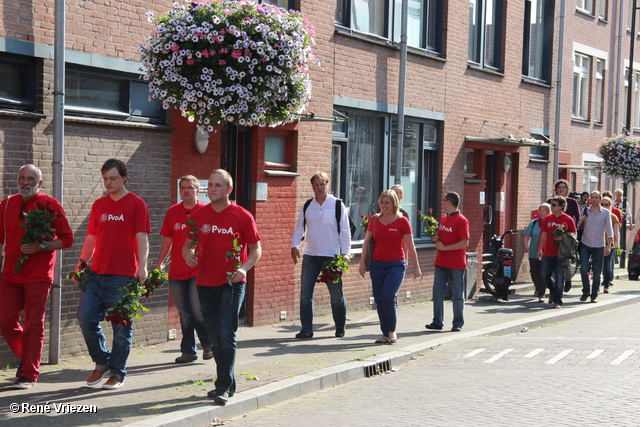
[597,135,640,184]
[317,255,349,284]
[140,0,319,129]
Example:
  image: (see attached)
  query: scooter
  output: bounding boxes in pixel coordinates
[483,229,519,301]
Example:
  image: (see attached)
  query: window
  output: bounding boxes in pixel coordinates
[582,163,599,193]
[572,53,591,120]
[333,108,439,241]
[65,66,164,123]
[522,0,553,83]
[0,53,36,111]
[577,0,593,14]
[595,59,605,123]
[264,132,293,170]
[262,0,295,9]
[624,68,629,127]
[598,0,607,19]
[530,133,549,160]
[336,0,444,54]
[635,72,640,128]
[468,0,504,71]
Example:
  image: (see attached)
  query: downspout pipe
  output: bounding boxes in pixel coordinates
[394,0,408,185]
[50,0,66,364]
[553,0,567,183]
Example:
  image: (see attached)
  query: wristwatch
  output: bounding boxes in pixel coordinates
[39,241,49,251]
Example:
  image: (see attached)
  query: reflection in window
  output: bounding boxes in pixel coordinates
[522,0,553,82]
[0,53,36,111]
[468,0,504,71]
[390,121,420,226]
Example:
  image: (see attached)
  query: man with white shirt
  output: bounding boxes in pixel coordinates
[291,172,351,339]
[577,191,613,303]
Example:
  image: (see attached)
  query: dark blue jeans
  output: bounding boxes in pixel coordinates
[169,277,211,355]
[580,245,604,299]
[369,259,405,336]
[78,272,134,382]
[299,255,347,334]
[197,282,245,396]
[602,250,615,288]
[542,256,565,305]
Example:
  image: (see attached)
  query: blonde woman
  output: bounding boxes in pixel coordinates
[359,190,421,344]
[601,196,619,293]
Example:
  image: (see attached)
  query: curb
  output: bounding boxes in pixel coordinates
[123,289,640,427]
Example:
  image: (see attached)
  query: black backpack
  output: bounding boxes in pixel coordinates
[302,198,356,239]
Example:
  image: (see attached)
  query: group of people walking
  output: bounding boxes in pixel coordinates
[524,179,631,308]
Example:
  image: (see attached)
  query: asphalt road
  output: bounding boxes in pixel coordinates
[226,301,640,427]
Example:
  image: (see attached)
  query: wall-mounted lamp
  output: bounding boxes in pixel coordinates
[194,127,209,154]
[503,155,512,173]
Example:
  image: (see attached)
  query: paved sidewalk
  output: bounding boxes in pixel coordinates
[0,268,637,427]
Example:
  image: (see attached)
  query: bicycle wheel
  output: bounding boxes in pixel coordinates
[482,267,498,296]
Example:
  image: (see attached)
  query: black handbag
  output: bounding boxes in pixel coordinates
[364,216,377,271]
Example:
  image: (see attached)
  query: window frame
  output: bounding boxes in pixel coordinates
[577,0,593,14]
[522,0,553,83]
[0,52,37,112]
[65,65,165,124]
[594,58,605,123]
[572,52,591,120]
[468,0,505,72]
[264,130,294,171]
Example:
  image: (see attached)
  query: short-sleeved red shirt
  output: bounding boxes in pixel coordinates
[190,203,261,287]
[367,216,412,262]
[434,211,470,270]
[159,201,204,280]
[87,192,151,277]
[541,212,577,257]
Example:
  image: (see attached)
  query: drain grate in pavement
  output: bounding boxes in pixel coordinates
[364,359,391,377]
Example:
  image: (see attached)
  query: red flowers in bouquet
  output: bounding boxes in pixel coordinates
[317,255,349,284]
[66,258,91,291]
[15,204,57,273]
[105,268,169,326]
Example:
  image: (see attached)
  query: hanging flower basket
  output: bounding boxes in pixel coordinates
[596,135,640,184]
[140,0,319,130]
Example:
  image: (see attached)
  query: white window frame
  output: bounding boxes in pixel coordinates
[598,0,607,19]
[595,59,604,123]
[577,0,593,14]
[572,53,591,120]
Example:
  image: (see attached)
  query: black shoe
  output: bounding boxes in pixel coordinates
[213,391,229,404]
[564,281,572,292]
[603,287,609,293]
[451,326,462,332]
[15,361,21,378]
[425,323,443,330]
[295,331,314,339]
[335,328,345,338]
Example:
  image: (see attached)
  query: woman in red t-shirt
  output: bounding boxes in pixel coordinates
[359,190,421,344]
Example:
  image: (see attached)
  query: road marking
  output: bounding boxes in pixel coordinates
[483,349,514,363]
[611,350,636,365]
[586,349,604,359]
[524,349,544,358]
[464,348,487,358]
[546,349,574,364]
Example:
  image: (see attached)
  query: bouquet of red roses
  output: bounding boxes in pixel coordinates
[105,268,169,326]
[317,255,349,284]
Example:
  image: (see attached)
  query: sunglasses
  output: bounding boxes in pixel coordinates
[18,203,26,220]
[601,203,610,207]
[550,203,559,207]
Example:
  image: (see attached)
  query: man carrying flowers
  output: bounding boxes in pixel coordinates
[291,172,351,339]
[77,159,151,390]
[182,169,261,405]
[0,164,74,389]
[155,175,212,364]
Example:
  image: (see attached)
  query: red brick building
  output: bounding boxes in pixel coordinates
[1,0,639,366]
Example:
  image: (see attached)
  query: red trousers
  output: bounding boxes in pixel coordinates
[0,278,51,382]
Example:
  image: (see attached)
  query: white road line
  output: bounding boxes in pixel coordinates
[586,349,604,359]
[464,348,487,358]
[611,350,636,365]
[546,349,574,364]
[483,349,515,363]
[524,349,544,358]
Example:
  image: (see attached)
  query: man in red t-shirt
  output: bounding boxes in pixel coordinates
[537,195,577,308]
[183,169,261,405]
[0,164,74,389]
[425,192,469,332]
[77,159,151,390]
[155,175,211,364]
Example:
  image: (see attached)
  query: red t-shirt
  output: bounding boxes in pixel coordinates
[367,216,412,261]
[87,192,151,277]
[541,212,577,257]
[612,206,622,223]
[0,193,74,284]
[190,202,261,287]
[160,201,204,280]
[435,211,470,270]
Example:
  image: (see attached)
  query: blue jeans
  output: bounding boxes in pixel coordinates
[197,282,245,396]
[542,256,565,305]
[299,255,347,334]
[78,272,134,381]
[432,266,465,328]
[580,245,604,299]
[370,259,405,335]
[603,250,614,288]
[169,277,211,355]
